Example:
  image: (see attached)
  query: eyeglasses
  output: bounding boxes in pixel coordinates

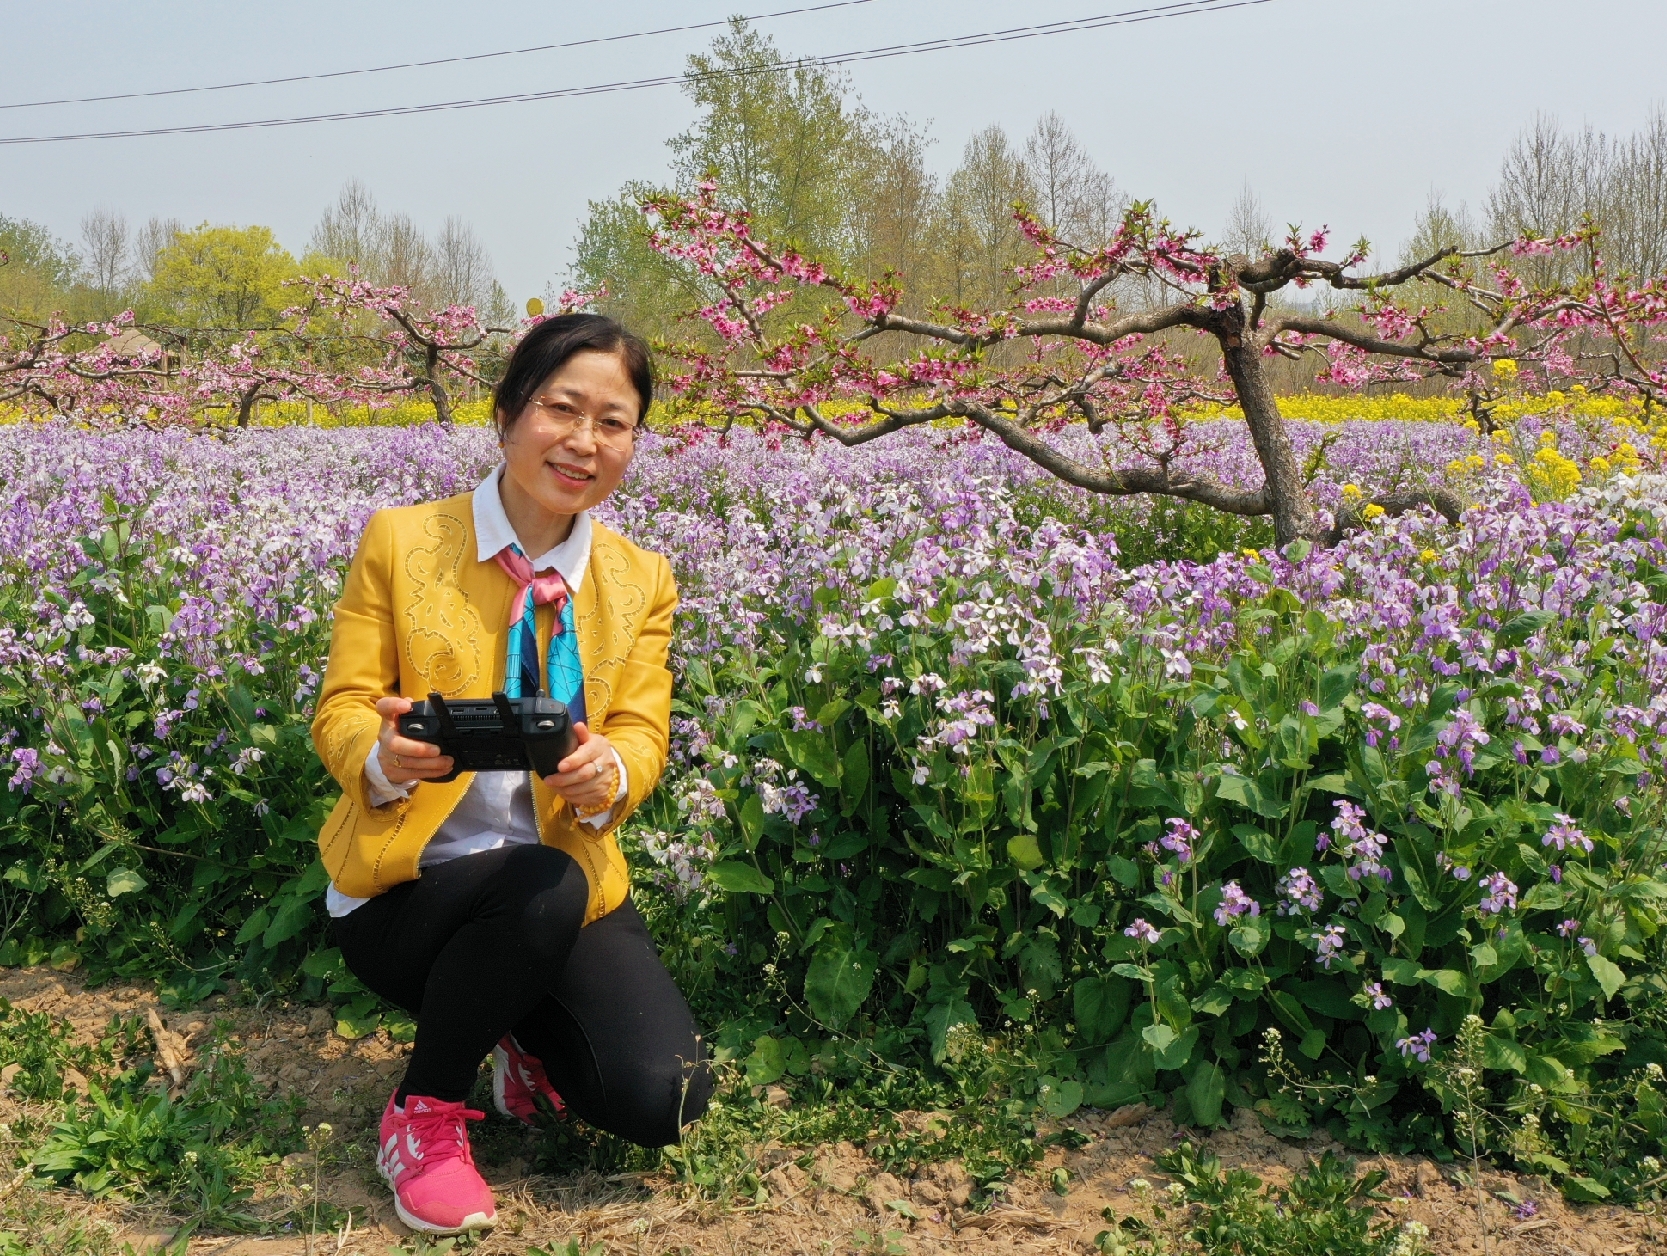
[521,397,639,450]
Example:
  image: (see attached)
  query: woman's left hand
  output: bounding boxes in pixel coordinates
[544,722,619,814]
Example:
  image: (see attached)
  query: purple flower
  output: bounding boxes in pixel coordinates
[1540,745,1561,765]
[7,747,39,793]
[1549,864,1562,883]
[1543,813,1593,853]
[1312,923,1347,969]
[1364,981,1393,1010]
[1213,880,1260,926]
[1160,818,1195,864]
[1513,1201,1538,1221]
[1276,867,1323,915]
[1397,1029,1437,1063]
[1124,918,1161,945]
[1580,936,1599,957]
[1477,871,1518,916]
[1558,918,1580,937]
[1299,700,1320,717]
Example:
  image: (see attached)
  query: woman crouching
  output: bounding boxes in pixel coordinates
[310,315,711,1234]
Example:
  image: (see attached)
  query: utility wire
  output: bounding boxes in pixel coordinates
[0,0,886,113]
[0,0,1272,146]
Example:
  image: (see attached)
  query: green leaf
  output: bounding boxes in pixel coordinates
[1106,855,1141,888]
[1186,1061,1227,1128]
[105,867,147,898]
[1497,610,1556,647]
[840,740,870,808]
[1190,985,1234,1017]
[745,1035,788,1086]
[1215,772,1286,819]
[1155,1026,1198,1070]
[1561,1176,1612,1203]
[739,794,766,850]
[781,730,842,787]
[803,927,877,1030]
[1230,824,1280,864]
[1072,975,1132,1045]
[1382,957,1422,985]
[1587,954,1626,1000]
[709,861,773,895]
[1111,963,1154,982]
[1483,1036,1528,1074]
[1229,913,1270,957]
[924,998,977,1064]
[1038,1075,1084,1119]
[1007,832,1044,871]
[1423,969,1470,997]
[1299,1029,1327,1060]
[1141,1023,1177,1055]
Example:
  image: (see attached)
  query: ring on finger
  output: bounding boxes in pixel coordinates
[390,752,402,769]
[593,760,603,779]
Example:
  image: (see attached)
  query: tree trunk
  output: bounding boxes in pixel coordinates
[1212,302,1320,546]
[425,344,454,428]
[236,382,261,429]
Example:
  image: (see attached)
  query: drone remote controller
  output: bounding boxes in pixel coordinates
[398,691,577,783]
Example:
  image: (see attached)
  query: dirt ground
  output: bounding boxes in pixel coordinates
[2,967,1663,1255]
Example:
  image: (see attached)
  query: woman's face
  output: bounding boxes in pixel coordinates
[499,349,641,520]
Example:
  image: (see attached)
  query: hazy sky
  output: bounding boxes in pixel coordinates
[4,0,1663,301]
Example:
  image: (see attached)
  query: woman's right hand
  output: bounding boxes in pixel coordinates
[373,695,454,787]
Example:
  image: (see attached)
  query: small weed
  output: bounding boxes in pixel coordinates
[27,1021,303,1224]
[1127,1140,1427,1256]
[0,998,147,1103]
[526,1242,605,1256]
[848,1228,907,1256]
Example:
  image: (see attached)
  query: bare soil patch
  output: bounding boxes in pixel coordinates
[2,967,1662,1254]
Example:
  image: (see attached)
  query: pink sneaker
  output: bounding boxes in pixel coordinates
[491,1034,567,1126]
[375,1093,496,1234]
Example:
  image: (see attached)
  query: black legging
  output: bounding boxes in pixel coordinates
[329,843,712,1147]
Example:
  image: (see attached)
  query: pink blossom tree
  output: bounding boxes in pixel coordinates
[643,184,1667,546]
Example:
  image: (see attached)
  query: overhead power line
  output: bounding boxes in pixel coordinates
[0,0,1273,147]
[0,0,887,113]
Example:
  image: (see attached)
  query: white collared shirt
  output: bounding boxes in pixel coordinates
[325,465,625,917]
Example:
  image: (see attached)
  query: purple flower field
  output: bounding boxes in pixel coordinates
[3,415,1666,1183]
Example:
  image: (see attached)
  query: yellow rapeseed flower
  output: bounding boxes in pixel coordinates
[1494,452,1516,466]
[1420,548,1438,562]
[1341,483,1363,499]
[1362,504,1386,520]
[1492,358,1519,380]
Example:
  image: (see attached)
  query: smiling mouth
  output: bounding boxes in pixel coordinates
[549,462,595,483]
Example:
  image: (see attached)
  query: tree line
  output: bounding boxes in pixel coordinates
[1,181,511,331]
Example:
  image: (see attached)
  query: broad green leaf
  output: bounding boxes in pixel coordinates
[1186,1061,1227,1128]
[1007,832,1044,871]
[1106,855,1141,888]
[1229,913,1270,957]
[745,1035,788,1086]
[739,794,766,850]
[1562,1176,1612,1203]
[1072,974,1132,1045]
[709,860,773,895]
[1190,985,1234,1017]
[1141,1023,1177,1054]
[781,729,842,787]
[1230,824,1280,864]
[803,929,876,1030]
[1423,969,1470,997]
[1497,610,1555,647]
[1587,954,1626,1000]
[840,740,870,808]
[924,998,977,1063]
[1038,1075,1084,1119]
[105,867,147,898]
[1299,1029,1327,1059]
[1483,1035,1528,1074]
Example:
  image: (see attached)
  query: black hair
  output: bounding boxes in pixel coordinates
[493,313,654,437]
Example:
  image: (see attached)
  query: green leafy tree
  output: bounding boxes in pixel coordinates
[573,19,889,341]
[141,223,301,329]
[0,214,80,318]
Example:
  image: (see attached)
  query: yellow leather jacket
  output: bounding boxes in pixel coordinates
[311,493,676,923]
